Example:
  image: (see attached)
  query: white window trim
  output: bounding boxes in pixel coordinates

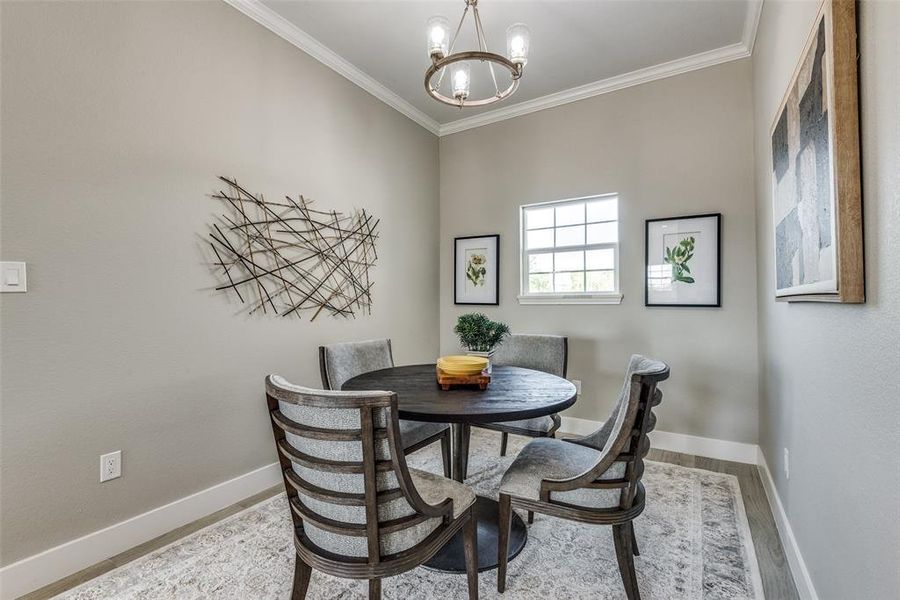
[518,194,623,305]
[517,293,623,305]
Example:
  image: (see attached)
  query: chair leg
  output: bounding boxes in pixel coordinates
[500,432,509,457]
[440,430,452,479]
[291,556,312,600]
[368,578,381,600]
[497,493,512,593]
[629,521,640,556]
[527,511,534,524]
[612,524,641,600]
[463,510,479,600]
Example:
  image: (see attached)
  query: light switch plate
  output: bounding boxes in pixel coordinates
[0,262,26,292]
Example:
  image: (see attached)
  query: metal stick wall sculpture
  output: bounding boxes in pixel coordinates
[207,176,379,320]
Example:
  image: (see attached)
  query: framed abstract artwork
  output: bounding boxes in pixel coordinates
[770,0,864,303]
[454,234,499,305]
[645,214,721,307]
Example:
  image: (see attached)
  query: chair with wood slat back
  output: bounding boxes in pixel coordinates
[265,375,479,600]
[472,334,568,459]
[319,339,452,478]
[495,355,669,600]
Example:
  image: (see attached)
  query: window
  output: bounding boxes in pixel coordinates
[519,194,622,304]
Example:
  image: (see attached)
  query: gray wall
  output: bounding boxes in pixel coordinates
[7,2,897,590]
[752,1,900,597]
[439,60,759,444]
[0,1,439,565]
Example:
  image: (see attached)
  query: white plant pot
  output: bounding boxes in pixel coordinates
[465,350,495,374]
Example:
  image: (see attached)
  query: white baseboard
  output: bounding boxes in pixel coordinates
[559,415,608,437]
[0,462,281,600]
[648,430,759,465]
[559,415,760,465]
[756,448,819,600]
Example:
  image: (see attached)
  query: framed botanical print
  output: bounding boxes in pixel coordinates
[454,234,499,305]
[770,0,863,303]
[645,214,721,307]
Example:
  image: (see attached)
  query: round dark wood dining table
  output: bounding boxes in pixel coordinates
[342,364,577,573]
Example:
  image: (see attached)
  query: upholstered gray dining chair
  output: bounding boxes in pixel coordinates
[319,339,452,478]
[496,355,669,600]
[474,334,568,456]
[265,376,479,600]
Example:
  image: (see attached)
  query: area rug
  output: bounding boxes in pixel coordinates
[55,430,764,599]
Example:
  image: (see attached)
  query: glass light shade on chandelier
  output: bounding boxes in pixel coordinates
[424,0,530,108]
[426,15,450,58]
[506,23,531,66]
[451,63,471,101]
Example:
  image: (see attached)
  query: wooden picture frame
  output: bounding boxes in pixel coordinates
[454,234,500,305]
[770,0,863,303]
[645,213,722,307]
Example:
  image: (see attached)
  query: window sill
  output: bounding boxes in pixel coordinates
[517,293,623,305]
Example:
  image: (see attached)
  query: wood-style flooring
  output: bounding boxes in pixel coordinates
[645,447,799,600]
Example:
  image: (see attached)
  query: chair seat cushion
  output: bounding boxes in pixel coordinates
[480,415,556,434]
[410,468,475,518]
[499,438,627,509]
[400,419,449,450]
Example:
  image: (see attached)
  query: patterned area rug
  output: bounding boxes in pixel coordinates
[56,430,763,599]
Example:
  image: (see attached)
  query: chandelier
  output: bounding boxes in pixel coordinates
[425,0,530,108]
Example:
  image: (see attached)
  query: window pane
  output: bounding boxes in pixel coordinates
[525,207,553,230]
[554,272,585,292]
[586,270,615,292]
[521,196,620,298]
[554,250,583,272]
[555,225,585,247]
[555,203,584,227]
[587,198,618,222]
[528,273,552,293]
[586,221,618,244]
[528,252,553,273]
[526,228,554,249]
[586,248,615,270]
[647,264,673,290]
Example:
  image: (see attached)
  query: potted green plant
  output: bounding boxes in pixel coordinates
[454,313,510,373]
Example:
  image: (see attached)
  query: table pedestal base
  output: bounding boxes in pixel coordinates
[423,496,527,573]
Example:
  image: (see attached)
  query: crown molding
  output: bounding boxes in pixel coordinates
[438,40,752,136]
[743,0,764,54]
[225,0,763,139]
[222,0,441,135]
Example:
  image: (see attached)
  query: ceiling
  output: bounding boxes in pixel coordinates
[232,1,761,135]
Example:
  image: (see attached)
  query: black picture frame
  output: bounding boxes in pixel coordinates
[454,234,500,305]
[645,213,722,307]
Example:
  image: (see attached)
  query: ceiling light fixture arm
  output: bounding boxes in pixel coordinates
[472,4,501,97]
[425,52,521,107]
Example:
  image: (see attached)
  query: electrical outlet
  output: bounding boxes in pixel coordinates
[571,379,582,396]
[783,448,790,480]
[100,451,121,483]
